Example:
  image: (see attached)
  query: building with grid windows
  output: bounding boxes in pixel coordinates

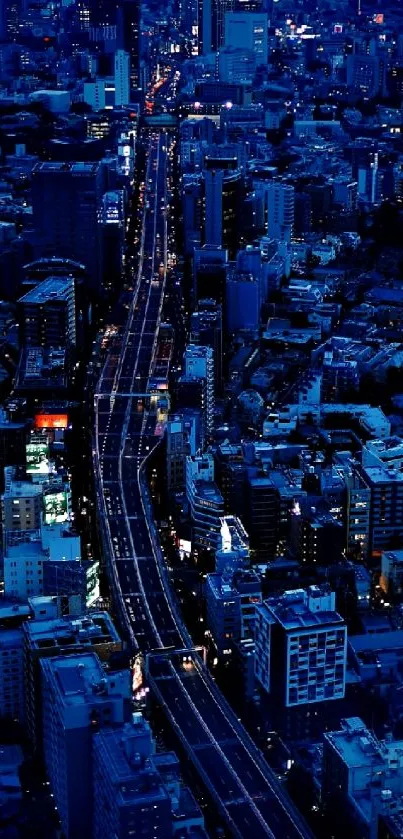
[254,585,347,707]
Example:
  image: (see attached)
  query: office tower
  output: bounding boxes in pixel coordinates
[31,162,105,296]
[332,177,358,212]
[114,49,130,105]
[2,467,43,544]
[175,377,207,449]
[380,550,403,600]
[41,652,129,839]
[226,269,260,332]
[357,154,379,204]
[183,344,215,436]
[218,47,256,83]
[206,568,261,655]
[215,515,250,573]
[0,628,24,721]
[246,469,279,559]
[190,299,223,394]
[0,415,29,489]
[254,585,347,706]
[193,245,229,306]
[322,718,403,839]
[186,454,224,549]
[93,716,173,839]
[17,277,76,350]
[346,53,386,98]
[236,244,268,303]
[224,11,268,63]
[4,540,45,601]
[83,79,107,111]
[42,555,99,612]
[101,190,126,296]
[266,182,294,243]
[197,0,233,54]
[197,0,213,54]
[88,0,117,27]
[117,0,140,93]
[166,412,200,492]
[360,461,403,555]
[297,509,345,565]
[204,160,242,257]
[182,174,204,255]
[214,441,247,517]
[24,611,122,753]
[294,192,312,236]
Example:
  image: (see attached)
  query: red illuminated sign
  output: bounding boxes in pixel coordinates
[34,414,68,430]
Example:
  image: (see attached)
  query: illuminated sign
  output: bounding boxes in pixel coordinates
[178,538,192,560]
[374,13,384,23]
[26,441,50,474]
[132,654,144,694]
[44,491,69,524]
[86,560,100,607]
[35,414,68,430]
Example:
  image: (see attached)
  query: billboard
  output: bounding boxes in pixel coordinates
[26,441,50,474]
[86,560,100,607]
[35,414,68,430]
[44,490,69,524]
[131,653,144,694]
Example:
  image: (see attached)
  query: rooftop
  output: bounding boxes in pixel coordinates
[41,652,109,706]
[324,718,384,769]
[262,585,344,631]
[24,611,120,649]
[34,161,100,175]
[19,276,74,305]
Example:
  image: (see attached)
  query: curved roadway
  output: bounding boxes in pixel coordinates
[93,131,313,839]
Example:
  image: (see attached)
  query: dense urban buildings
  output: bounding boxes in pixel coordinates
[2,0,403,837]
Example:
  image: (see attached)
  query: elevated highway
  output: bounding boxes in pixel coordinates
[93,131,313,839]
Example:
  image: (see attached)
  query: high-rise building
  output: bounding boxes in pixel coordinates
[254,585,347,706]
[2,467,43,543]
[114,49,130,106]
[41,652,129,839]
[190,299,223,393]
[183,344,215,436]
[266,182,294,243]
[214,441,247,517]
[93,716,173,839]
[215,515,250,573]
[360,462,403,556]
[204,160,242,257]
[346,53,387,98]
[322,717,403,839]
[224,11,268,63]
[186,454,224,549]
[17,277,76,350]
[0,628,24,722]
[175,377,207,449]
[246,469,279,559]
[117,0,140,93]
[24,611,122,753]
[193,245,229,306]
[101,190,126,296]
[197,0,234,53]
[166,411,200,492]
[206,568,261,655]
[226,269,260,332]
[31,162,105,296]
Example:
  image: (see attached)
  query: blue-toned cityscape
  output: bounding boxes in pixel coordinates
[1,1,403,838]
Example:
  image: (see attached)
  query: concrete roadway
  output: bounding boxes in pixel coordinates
[93,131,313,839]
